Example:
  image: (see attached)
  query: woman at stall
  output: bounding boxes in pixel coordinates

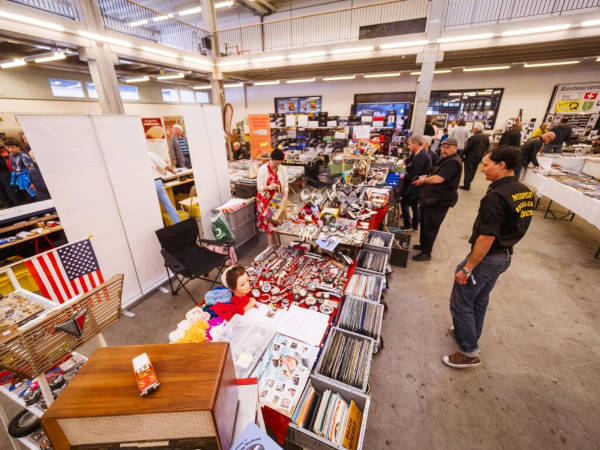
[256,149,289,247]
[211,265,256,321]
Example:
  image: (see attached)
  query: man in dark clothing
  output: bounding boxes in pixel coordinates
[515,131,555,179]
[412,138,463,261]
[498,123,522,148]
[400,135,432,231]
[443,145,533,369]
[547,118,573,153]
[460,124,489,191]
[424,118,436,137]
[421,135,438,165]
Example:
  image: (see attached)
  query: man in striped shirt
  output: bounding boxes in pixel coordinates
[168,124,191,168]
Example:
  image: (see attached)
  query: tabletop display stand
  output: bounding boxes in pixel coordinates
[0,274,124,449]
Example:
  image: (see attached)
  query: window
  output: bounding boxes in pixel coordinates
[180,90,195,103]
[119,84,140,101]
[49,78,85,98]
[86,82,98,99]
[195,91,209,103]
[162,88,179,102]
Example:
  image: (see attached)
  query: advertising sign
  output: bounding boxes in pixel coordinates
[141,117,165,140]
[552,82,600,114]
[248,114,272,159]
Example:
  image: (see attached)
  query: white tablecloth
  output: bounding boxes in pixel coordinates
[537,156,587,172]
[523,170,600,229]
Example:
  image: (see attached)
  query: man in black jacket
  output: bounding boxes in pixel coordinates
[547,118,573,153]
[514,131,555,179]
[460,124,489,191]
[400,135,432,231]
[498,123,522,148]
[412,138,463,261]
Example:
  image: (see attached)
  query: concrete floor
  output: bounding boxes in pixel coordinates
[2,171,600,449]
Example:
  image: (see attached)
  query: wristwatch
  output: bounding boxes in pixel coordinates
[461,267,472,275]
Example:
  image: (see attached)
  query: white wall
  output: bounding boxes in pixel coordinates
[225,64,600,130]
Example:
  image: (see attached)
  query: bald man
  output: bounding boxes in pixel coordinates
[515,131,555,179]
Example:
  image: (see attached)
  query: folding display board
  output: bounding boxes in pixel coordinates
[17,115,165,306]
[186,105,232,238]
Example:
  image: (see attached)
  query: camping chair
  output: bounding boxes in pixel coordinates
[155,218,234,304]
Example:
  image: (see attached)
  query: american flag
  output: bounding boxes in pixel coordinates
[25,239,104,304]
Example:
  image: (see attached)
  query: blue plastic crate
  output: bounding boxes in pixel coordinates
[385,172,401,187]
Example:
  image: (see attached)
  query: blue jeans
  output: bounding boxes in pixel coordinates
[155,179,180,224]
[514,162,525,180]
[450,251,511,356]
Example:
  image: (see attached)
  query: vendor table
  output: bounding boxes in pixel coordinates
[0,225,63,253]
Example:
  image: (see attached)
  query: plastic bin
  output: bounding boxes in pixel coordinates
[345,270,385,303]
[231,217,257,249]
[314,327,374,394]
[215,198,256,228]
[287,375,371,450]
[356,249,389,276]
[363,230,394,254]
[388,230,411,268]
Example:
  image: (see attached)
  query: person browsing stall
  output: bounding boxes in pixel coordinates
[6,138,35,200]
[412,138,463,261]
[211,265,257,321]
[443,145,533,369]
[547,118,573,154]
[515,132,555,179]
[168,124,190,168]
[400,135,432,232]
[449,119,470,156]
[148,152,180,225]
[460,123,490,191]
[421,135,438,165]
[256,149,289,247]
[530,122,548,138]
[498,123,522,148]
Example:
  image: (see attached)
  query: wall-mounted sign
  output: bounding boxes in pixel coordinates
[248,114,272,159]
[275,96,322,113]
[141,117,165,140]
[359,17,427,40]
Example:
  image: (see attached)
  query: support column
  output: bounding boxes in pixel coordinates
[200,0,225,108]
[77,0,125,114]
[411,0,446,134]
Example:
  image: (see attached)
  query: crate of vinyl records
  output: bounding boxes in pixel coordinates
[363,230,394,254]
[313,327,373,394]
[344,270,384,304]
[287,375,370,450]
[355,248,389,277]
[336,296,384,353]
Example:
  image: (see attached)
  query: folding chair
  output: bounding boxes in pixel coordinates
[155,218,234,304]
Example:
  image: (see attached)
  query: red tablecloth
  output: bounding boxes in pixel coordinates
[369,204,388,230]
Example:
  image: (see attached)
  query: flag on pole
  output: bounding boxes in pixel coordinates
[24,239,104,303]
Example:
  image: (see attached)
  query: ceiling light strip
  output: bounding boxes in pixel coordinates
[141,46,177,58]
[0,58,27,69]
[437,33,494,43]
[502,24,570,37]
[252,55,285,63]
[179,6,202,16]
[330,46,373,55]
[125,76,149,83]
[193,85,212,90]
[379,40,428,49]
[323,75,356,81]
[288,51,326,59]
[156,72,185,80]
[463,65,510,72]
[224,82,244,88]
[254,80,280,86]
[129,19,148,27]
[287,78,316,83]
[0,10,64,31]
[78,31,132,48]
[582,19,600,27]
[524,60,580,68]
[33,52,67,63]
[364,72,400,78]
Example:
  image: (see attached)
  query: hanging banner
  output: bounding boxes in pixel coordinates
[552,82,600,114]
[248,114,272,159]
[141,117,165,140]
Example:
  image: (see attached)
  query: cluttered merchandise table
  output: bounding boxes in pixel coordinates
[167,231,396,449]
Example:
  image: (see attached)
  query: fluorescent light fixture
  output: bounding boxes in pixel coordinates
[252,55,285,63]
[215,1,234,7]
[152,14,173,22]
[502,24,570,37]
[78,31,133,48]
[179,6,202,16]
[330,46,373,55]
[183,55,213,66]
[582,19,600,27]
[286,77,316,83]
[323,75,356,81]
[464,92,477,95]
[0,10,64,31]
[218,59,249,66]
[410,69,451,75]
[33,52,66,63]
[379,40,428,49]
[524,60,580,68]
[464,65,510,72]
[141,46,178,58]
[193,85,212,90]
[224,82,244,88]
[597,57,600,62]
[364,72,400,78]
[254,80,280,86]
[288,51,326,59]
[129,19,148,27]
[448,92,462,96]
[156,72,185,80]
[0,58,26,69]
[437,33,494,43]
[125,76,149,83]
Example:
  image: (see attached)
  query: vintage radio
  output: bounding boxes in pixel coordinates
[42,343,238,450]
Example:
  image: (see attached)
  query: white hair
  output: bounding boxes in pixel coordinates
[421,135,432,145]
[172,124,184,132]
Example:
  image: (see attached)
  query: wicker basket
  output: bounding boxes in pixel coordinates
[0,275,124,379]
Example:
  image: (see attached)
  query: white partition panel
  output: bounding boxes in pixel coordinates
[91,116,165,299]
[17,115,142,303]
[186,105,232,238]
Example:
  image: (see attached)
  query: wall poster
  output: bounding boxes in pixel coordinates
[546,82,600,137]
[248,114,272,159]
[141,117,165,140]
[275,96,322,114]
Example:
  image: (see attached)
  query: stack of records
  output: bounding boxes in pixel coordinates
[292,381,364,449]
[358,251,387,273]
[337,297,382,340]
[345,273,381,301]
[318,329,371,390]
